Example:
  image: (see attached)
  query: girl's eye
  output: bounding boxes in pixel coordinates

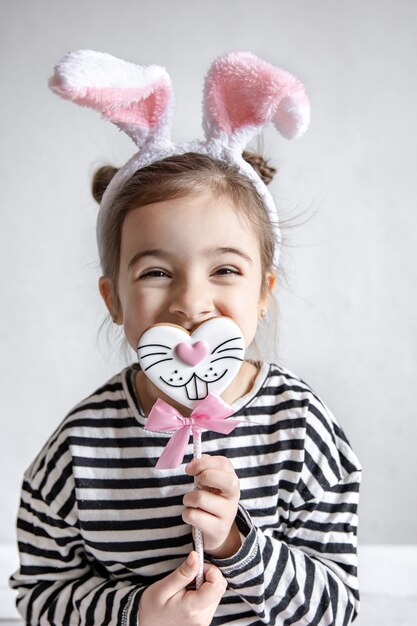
[214,267,240,276]
[139,269,169,279]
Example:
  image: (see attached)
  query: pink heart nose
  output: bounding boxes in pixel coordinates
[175,341,209,366]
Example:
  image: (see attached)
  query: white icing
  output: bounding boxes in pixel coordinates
[137,317,245,408]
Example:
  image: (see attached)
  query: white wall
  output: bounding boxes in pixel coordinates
[1,0,416,545]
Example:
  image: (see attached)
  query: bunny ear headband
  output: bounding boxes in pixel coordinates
[49,50,310,265]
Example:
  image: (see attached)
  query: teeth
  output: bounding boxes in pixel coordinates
[185,377,197,400]
[186,376,209,401]
[196,377,209,399]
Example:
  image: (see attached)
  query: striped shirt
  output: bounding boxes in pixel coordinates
[10,362,361,625]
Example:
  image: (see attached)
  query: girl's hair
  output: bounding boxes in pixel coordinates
[92,151,277,315]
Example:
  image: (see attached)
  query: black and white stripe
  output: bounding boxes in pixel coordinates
[10,362,361,625]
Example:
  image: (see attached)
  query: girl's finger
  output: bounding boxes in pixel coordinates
[182,505,217,531]
[195,469,240,497]
[157,552,200,602]
[185,455,234,476]
[183,488,228,517]
[192,564,227,606]
[182,504,234,542]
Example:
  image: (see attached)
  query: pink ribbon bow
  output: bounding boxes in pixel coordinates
[145,393,240,469]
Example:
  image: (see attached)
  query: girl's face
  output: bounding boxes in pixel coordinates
[100,190,275,351]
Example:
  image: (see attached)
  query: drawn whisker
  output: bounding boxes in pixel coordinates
[144,357,174,372]
[210,356,244,364]
[137,343,171,351]
[216,347,244,354]
[211,337,242,354]
[139,352,169,359]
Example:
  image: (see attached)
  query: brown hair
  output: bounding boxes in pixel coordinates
[92,151,277,314]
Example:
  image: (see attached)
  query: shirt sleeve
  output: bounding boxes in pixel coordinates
[209,397,361,626]
[9,472,144,626]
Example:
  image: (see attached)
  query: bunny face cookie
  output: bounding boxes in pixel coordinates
[137,317,245,408]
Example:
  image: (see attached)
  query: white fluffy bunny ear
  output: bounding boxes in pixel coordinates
[203,51,310,150]
[49,50,174,148]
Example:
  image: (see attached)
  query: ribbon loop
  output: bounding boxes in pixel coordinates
[145,393,241,469]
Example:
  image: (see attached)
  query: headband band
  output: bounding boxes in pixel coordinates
[49,50,310,266]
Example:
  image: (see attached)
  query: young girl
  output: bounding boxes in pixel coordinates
[10,51,361,625]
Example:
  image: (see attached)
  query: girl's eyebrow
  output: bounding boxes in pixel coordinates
[128,249,169,269]
[204,247,253,264]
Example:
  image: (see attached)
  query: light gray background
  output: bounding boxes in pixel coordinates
[1,0,416,547]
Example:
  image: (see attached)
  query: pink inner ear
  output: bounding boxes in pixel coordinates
[49,76,171,129]
[206,53,308,136]
[207,65,277,133]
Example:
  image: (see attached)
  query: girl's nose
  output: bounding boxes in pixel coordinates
[168,278,215,326]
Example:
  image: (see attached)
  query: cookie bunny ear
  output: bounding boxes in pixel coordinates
[203,51,310,150]
[49,50,174,149]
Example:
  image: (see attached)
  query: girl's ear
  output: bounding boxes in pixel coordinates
[203,51,309,151]
[99,277,123,324]
[49,50,174,150]
[259,272,277,318]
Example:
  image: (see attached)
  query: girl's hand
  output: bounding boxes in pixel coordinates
[139,551,226,626]
[183,455,241,559]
